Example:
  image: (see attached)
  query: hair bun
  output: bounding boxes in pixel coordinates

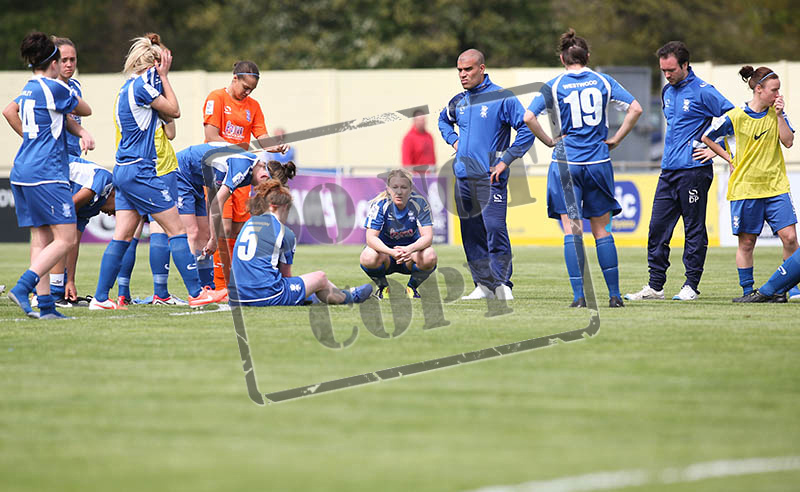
[739,65,755,82]
[145,33,161,46]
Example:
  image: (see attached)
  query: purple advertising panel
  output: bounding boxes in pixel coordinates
[79,172,449,245]
[286,173,449,245]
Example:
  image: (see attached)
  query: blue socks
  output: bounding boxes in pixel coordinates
[361,264,388,289]
[342,288,353,304]
[169,234,202,298]
[117,237,139,300]
[738,267,754,295]
[13,270,40,296]
[149,233,170,298]
[9,270,40,315]
[596,235,620,299]
[96,239,131,302]
[564,234,585,301]
[408,263,435,289]
[36,294,60,317]
[195,251,215,290]
[760,250,800,296]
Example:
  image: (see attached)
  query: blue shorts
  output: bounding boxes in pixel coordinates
[176,172,207,216]
[229,276,307,306]
[147,170,178,222]
[730,193,797,235]
[12,182,77,228]
[76,217,90,232]
[386,257,413,275]
[113,163,175,216]
[547,161,622,220]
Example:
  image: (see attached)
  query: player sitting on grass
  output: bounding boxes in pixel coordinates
[90,33,226,310]
[359,168,438,299]
[733,247,800,303]
[175,143,296,291]
[229,179,372,306]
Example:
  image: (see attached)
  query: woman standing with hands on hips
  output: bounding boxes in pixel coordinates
[3,32,94,319]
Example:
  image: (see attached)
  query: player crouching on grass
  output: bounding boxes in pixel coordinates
[360,168,438,299]
[228,179,373,306]
[734,247,800,303]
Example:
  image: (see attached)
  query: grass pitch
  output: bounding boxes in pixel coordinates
[1,243,799,491]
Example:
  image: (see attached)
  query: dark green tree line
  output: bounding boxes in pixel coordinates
[1,0,797,73]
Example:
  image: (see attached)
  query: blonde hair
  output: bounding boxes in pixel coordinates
[123,33,166,76]
[372,168,414,202]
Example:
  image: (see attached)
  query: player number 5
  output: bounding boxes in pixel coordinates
[237,224,257,261]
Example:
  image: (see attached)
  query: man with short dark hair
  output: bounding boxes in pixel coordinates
[626,41,733,301]
[438,49,533,300]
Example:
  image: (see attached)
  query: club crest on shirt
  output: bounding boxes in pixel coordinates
[480,105,489,118]
[682,99,691,112]
[245,109,251,122]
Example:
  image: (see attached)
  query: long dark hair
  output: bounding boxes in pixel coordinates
[21,32,60,71]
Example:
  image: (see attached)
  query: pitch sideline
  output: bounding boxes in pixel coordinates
[468,455,800,492]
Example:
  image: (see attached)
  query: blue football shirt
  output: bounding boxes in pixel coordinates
[65,78,83,158]
[364,192,433,246]
[69,160,114,219]
[10,75,79,185]
[529,67,635,165]
[231,213,297,301]
[115,67,163,167]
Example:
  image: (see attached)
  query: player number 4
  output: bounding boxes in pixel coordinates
[21,99,38,139]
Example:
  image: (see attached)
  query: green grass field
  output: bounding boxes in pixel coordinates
[1,242,799,491]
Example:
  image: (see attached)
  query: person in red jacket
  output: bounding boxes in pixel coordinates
[401,110,436,170]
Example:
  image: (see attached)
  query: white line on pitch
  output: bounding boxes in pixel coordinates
[467,455,800,492]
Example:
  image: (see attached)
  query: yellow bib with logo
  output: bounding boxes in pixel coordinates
[726,105,789,200]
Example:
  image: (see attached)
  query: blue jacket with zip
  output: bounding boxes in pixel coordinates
[660,67,733,170]
[438,74,534,179]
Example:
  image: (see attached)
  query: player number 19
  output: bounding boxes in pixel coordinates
[563,87,603,128]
